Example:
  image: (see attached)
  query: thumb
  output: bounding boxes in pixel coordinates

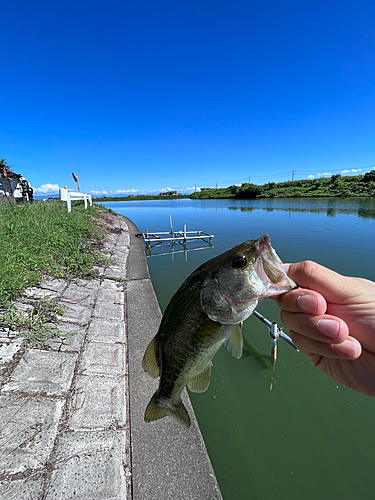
[285,261,351,303]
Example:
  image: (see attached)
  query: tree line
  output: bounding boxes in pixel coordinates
[190,171,375,199]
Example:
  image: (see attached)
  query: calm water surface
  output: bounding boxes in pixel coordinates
[102,197,375,500]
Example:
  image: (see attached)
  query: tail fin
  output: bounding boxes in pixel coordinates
[144,392,191,428]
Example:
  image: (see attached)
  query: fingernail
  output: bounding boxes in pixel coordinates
[339,339,361,359]
[297,294,318,314]
[316,318,339,340]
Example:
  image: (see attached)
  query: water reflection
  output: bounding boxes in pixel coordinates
[145,239,214,259]
[226,202,375,219]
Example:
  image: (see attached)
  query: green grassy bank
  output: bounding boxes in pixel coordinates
[0,199,110,307]
[191,171,375,199]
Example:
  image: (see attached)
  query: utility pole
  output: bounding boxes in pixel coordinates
[216,181,217,188]
[249,176,251,184]
[292,171,296,181]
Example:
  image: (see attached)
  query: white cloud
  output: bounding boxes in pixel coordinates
[342,169,350,173]
[115,188,138,194]
[91,190,108,195]
[185,186,201,193]
[34,183,60,194]
[308,175,315,178]
[351,169,358,172]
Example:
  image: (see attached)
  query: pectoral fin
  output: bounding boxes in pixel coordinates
[188,364,212,393]
[226,323,244,359]
[142,335,160,378]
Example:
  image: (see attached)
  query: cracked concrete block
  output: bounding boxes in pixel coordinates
[60,286,97,307]
[22,286,60,300]
[117,231,130,246]
[104,266,127,280]
[0,326,19,339]
[0,396,64,473]
[92,302,123,321]
[45,430,127,500]
[93,265,106,276]
[0,478,43,499]
[80,341,125,376]
[87,319,125,343]
[69,374,126,430]
[0,340,23,366]
[69,279,101,291]
[96,289,124,305]
[48,323,86,353]
[99,279,125,292]
[39,278,68,293]
[57,302,92,326]
[2,350,77,395]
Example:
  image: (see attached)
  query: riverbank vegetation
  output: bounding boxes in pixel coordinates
[0,199,110,307]
[191,171,375,199]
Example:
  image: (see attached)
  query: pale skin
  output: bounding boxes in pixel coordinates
[272,261,375,397]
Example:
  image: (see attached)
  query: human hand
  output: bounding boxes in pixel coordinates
[273,261,375,397]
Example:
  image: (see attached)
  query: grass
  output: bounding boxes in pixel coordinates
[0,199,110,307]
[0,297,66,347]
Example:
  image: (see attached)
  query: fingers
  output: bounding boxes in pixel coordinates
[289,330,362,360]
[282,261,351,303]
[280,311,349,343]
[274,288,327,315]
[278,296,362,360]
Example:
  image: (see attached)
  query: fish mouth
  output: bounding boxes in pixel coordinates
[254,234,296,294]
[257,234,271,252]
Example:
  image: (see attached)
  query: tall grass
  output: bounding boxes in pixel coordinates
[0,199,109,306]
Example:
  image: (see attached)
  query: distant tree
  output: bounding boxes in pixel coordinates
[0,158,13,172]
[363,170,375,183]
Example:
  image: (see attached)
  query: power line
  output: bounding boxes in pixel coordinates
[215,164,375,186]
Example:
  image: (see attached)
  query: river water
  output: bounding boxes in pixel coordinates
[102,197,375,500]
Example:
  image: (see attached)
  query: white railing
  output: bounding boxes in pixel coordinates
[59,188,92,213]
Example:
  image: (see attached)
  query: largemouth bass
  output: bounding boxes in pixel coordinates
[142,234,296,427]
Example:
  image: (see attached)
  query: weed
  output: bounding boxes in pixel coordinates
[0,297,67,347]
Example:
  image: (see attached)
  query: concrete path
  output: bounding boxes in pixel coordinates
[0,213,223,500]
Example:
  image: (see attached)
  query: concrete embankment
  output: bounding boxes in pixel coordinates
[0,212,223,500]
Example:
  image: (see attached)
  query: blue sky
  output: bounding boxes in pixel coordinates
[1,0,374,196]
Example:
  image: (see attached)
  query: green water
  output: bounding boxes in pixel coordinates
[102,197,375,500]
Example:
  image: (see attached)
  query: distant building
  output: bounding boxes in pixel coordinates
[159,190,178,196]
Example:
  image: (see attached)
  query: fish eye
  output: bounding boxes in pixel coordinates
[233,256,247,268]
